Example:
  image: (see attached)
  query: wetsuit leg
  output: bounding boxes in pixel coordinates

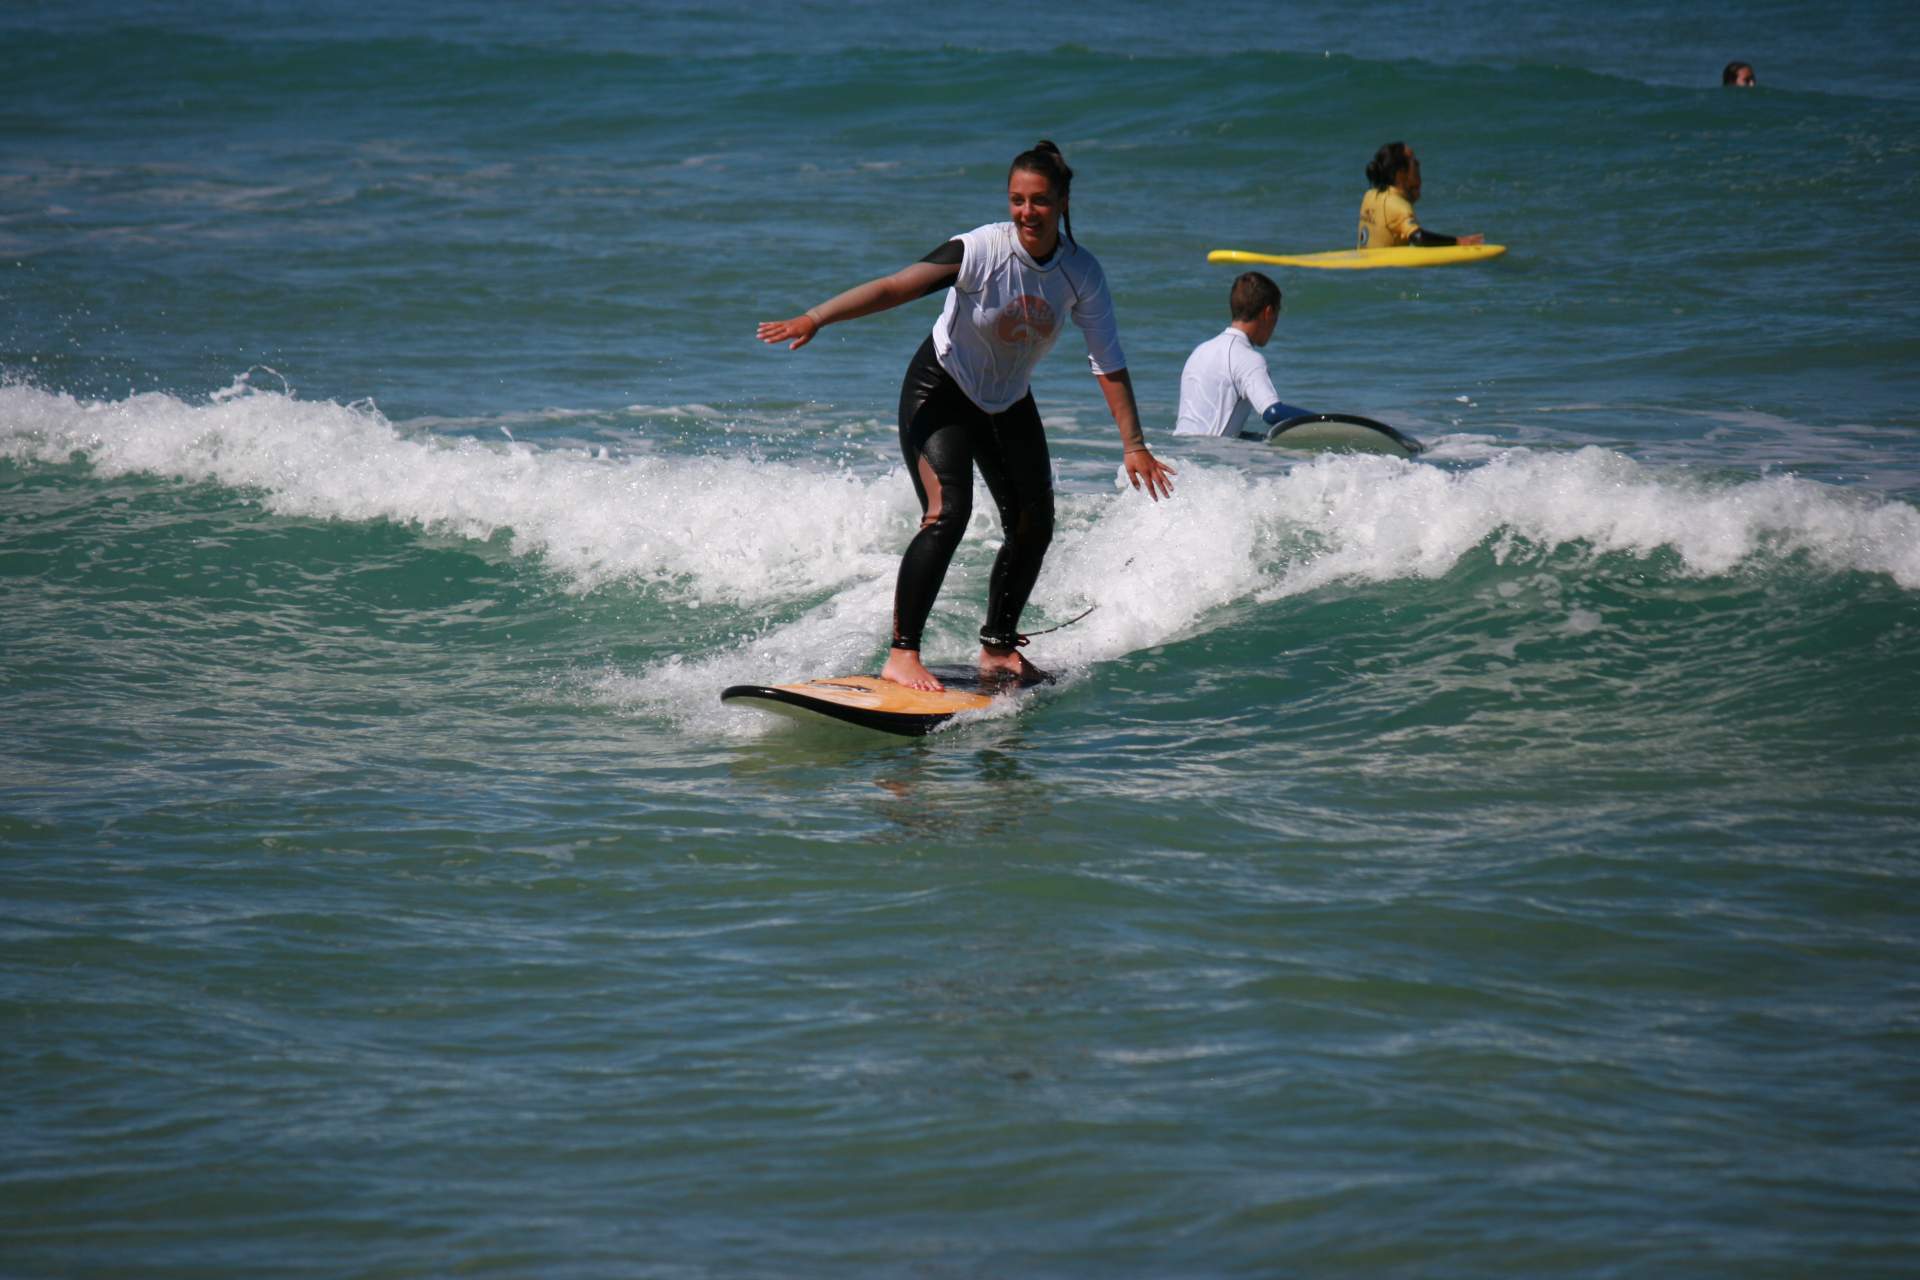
[892,337,979,651]
[971,392,1054,648]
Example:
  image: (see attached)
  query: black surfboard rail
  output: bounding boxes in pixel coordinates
[720,682,958,736]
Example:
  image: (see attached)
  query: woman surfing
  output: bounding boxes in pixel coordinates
[758,141,1175,692]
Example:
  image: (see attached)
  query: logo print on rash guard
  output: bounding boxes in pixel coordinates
[995,295,1057,346]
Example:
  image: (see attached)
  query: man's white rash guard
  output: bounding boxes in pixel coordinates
[1173,326,1293,437]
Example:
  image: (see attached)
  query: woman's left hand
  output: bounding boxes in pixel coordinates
[1124,448,1176,501]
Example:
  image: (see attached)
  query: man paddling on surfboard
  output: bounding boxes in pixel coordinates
[1173,271,1315,437]
[758,140,1176,694]
[1358,142,1484,250]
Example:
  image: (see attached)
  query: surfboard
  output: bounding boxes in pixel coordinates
[1207,245,1505,270]
[721,665,1044,736]
[1247,413,1425,458]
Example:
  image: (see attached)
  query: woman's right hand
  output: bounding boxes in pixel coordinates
[757,314,819,350]
[1124,448,1177,502]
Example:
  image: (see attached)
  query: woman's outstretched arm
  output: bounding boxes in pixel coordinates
[757,259,960,350]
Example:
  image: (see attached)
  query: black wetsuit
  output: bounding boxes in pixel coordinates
[892,334,1053,653]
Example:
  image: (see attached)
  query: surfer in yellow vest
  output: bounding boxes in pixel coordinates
[1173,272,1314,438]
[1357,142,1484,250]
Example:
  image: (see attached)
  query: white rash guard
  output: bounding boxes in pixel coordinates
[1173,326,1283,436]
[930,222,1127,413]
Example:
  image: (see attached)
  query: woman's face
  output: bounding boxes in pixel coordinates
[1007,168,1064,258]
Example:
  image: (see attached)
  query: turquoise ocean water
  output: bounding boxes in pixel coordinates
[5,2,1919,1275]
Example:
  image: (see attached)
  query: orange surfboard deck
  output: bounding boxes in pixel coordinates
[721,667,1042,736]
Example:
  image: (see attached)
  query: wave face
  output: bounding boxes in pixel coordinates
[5,4,1920,1277]
[8,379,1915,731]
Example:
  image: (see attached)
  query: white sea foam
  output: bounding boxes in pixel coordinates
[0,377,909,605]
[1237,445,1920,601]
[7,380,1917,735]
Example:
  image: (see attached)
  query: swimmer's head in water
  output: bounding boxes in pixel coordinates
[1009,140,1074,253]
[1367,141,1421,201]
[1723,60,1756,87]
[1229,271,1281,323]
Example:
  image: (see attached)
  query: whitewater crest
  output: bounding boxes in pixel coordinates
[0,377,913,604]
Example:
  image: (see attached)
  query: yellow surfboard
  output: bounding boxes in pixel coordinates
[1207,245,1506,270]
[721,667,1042,736]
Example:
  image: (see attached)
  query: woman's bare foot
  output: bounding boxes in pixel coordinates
[978,646,1050,687]
[880,647,943,692]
